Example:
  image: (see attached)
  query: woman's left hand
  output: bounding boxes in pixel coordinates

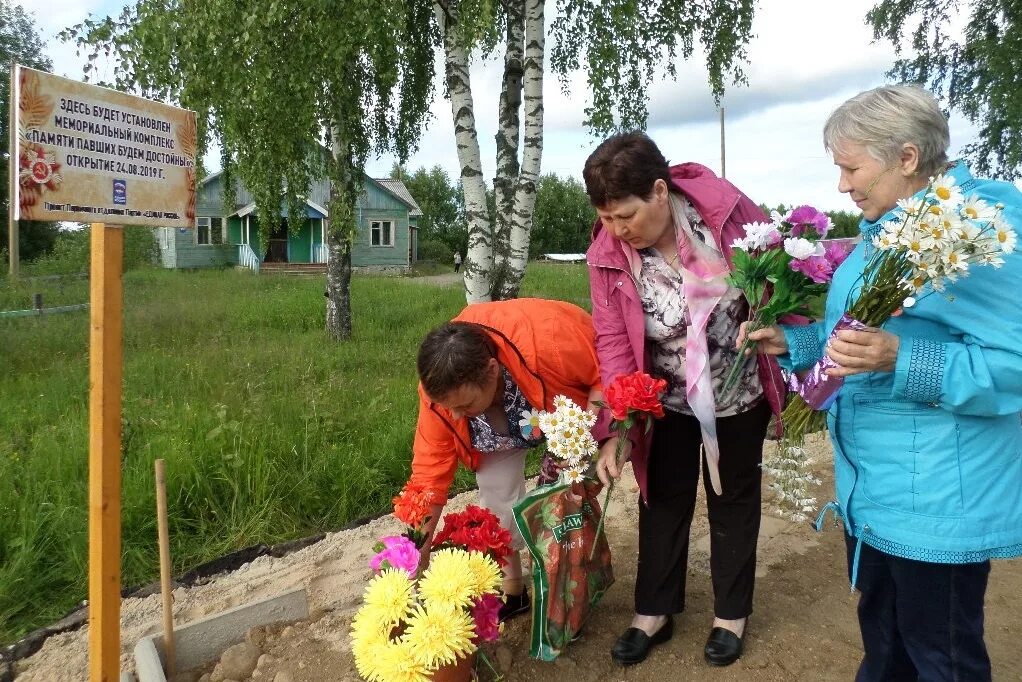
[824,327,900,377]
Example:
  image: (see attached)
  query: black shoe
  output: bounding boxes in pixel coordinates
[704,626,743,666]
[498,589,530,622]
[610,616,674,666]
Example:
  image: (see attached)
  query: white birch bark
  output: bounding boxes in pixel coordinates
[498,0,544,299]
[492,1,525,296]
[435,0,493,303]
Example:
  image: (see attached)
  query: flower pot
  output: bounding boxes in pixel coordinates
[430,651,477,682]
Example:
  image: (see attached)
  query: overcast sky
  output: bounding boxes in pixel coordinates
[22,0,984,213]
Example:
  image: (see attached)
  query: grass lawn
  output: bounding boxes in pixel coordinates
[0,262,590,643]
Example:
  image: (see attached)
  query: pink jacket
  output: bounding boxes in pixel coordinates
[586,162,787,501]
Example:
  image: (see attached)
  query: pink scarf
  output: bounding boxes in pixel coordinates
[619,196,730,494]
[670,195,730,495]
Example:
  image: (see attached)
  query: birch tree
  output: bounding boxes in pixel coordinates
[868,0,1022,180]
[437,0,757,301]
[63,0,435,339]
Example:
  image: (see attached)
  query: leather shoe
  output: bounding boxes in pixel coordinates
[498,588,530,622]
[610,616,673,666]
[704,626,743,666]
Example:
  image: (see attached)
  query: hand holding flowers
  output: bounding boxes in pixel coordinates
[590,372,666,558]
[722,206,849,398]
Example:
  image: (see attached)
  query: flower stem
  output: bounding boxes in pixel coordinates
[721,320,761,401]
[589,434,627,561]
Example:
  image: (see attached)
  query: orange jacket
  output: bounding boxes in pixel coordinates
[410,298,602,503]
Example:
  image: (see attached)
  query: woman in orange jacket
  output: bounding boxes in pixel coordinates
[408,297,603,621]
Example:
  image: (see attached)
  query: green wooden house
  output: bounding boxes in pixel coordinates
[156,172,422,273]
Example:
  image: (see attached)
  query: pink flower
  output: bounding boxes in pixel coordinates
[787,205,832,238]
[369,535,420,576]
[790,254,834,283]
[471,593,502,642]
[824,241,851,269]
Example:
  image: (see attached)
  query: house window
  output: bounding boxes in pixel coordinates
[197,217,224,245]
[371,220,394,247]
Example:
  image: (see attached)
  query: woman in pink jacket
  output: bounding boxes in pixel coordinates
[584,132,786,668]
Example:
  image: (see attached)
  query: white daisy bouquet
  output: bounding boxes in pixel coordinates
[534,395,599,485]
[774,171,1017,519]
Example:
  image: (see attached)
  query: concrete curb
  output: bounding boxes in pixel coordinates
[133,588,308,682]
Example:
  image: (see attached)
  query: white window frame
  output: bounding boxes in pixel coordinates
[196,216,225,246]
[370,219,394,247]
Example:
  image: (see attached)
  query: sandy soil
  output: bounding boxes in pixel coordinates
[11,433,1022,681]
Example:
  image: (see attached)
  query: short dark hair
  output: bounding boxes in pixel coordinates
[417,322,497,399]
[582,131,671,207]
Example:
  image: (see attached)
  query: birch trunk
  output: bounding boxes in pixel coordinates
[436,0,493,303]
[491,1,525,298]
[325,128,354,340]
[498,0,544,299]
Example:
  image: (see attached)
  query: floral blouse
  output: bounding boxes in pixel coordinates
[468,366,544,452]
[638,197,762,417]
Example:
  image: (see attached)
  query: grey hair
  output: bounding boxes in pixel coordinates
[823,85,950,178]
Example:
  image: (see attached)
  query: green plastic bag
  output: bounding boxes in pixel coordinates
[512,479,614,661]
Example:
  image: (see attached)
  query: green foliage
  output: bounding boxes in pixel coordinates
[529,174,596,257]
[826,210,862,239]
[0,264,589,643]
[868,0,1022,179]
[391,164,466,252]
[549,0,756,134]
[1,1,60,260]
[417,238,454,264]
[61,0,436,245]
[15,226,157,277]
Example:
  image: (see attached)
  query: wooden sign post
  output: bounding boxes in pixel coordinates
[11,65,196,681]
[88,222,123,681]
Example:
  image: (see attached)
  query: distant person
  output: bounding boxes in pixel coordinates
[406,298,603,622]
[743,85,1022,681]
[583,131,788,668]
[453,251,463,272]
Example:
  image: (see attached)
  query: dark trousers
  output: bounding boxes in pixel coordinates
[635,400,770,619]
[845,534,992,682]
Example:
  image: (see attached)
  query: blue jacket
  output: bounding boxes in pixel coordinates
[781,162,1022,569]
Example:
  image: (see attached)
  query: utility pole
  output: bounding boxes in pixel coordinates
[719,106,726,179]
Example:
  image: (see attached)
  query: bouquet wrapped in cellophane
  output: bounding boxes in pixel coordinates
[774,172,1018,521]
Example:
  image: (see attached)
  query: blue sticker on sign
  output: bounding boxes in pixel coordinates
[113,179,127,205]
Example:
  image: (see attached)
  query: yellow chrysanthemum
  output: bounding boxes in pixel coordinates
[464,551,502,596]
[362,568,415,625]
[371,639,433,682]
[418,548,476,609]
[402,603,476,669]
[351,621,392,682]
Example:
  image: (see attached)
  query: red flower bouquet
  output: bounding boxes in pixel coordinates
[592,371,667,557]
[431,504,514,567]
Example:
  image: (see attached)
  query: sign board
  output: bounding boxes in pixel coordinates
[12,65,197,227]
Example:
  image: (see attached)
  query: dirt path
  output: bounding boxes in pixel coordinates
[12,434,1022,681]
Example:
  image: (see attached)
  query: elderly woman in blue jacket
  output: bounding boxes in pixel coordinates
[745,84,1022,682]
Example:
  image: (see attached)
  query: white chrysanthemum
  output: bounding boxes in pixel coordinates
[960,196,995,222]
[941,243,970,275]
[782,237,823,260]
[896,197,926,217]
[930,173,963,206]
[995,219,1017,254]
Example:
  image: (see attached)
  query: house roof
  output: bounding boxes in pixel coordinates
[374,179,423,217]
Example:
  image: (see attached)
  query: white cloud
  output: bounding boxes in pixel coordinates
[27,0,1003,213]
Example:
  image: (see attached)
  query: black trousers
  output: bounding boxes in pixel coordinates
[845,535,992,682]
[635,400,770,619]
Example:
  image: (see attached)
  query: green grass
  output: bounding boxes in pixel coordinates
[0,262,590,644]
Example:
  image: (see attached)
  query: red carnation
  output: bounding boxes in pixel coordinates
[603,371,667,422]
